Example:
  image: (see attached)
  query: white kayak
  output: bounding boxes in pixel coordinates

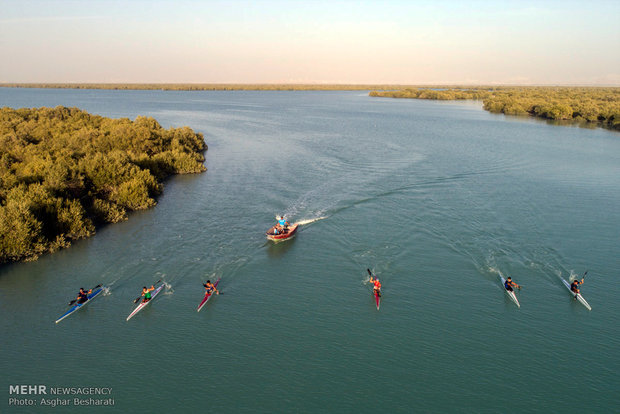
[126,284,165,321]
[562,279,592,311]
[499,273,520,308]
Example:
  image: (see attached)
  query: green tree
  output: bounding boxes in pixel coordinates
[0,106,207,263]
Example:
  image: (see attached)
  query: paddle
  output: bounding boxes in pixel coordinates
[367,268,374,281]
[570,270,587,283]
[67,284,102,306]
[367,268,381,297]
[134,280,161,303]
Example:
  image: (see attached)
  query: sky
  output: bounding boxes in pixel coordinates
[1,0,619,85]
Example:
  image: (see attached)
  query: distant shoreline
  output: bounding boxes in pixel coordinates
[2,84,617,132]
[370,87,620,131]
[0,83,408,91]
[2,83,617,91]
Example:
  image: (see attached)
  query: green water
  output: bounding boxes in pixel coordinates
[1,89,619,413]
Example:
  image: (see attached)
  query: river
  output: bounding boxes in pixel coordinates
[1,88,619,413]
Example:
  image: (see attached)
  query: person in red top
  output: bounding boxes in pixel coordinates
[370,274,382,297]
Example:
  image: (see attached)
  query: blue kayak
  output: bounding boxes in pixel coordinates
[55,286,104,324]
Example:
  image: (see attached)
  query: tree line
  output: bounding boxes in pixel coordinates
[0,83,411,91]
[0,106,207,263]
[369,87,620,131]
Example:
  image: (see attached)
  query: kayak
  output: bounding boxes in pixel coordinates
[499,273,520,308]
[197,278,220,312]
[55,285,104,324]
[562,279,592,311]
[126,284,165,321]
[374,289,381,310]
[266,223,299,242]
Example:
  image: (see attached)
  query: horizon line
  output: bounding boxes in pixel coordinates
[2,82,619,88]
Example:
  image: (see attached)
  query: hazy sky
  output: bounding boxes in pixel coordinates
[1,0,619,85]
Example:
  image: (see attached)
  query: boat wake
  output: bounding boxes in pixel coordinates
[203,272,219,281]
[567,270,585,283]
[163,281,173,295]
[295,216,327,226]
[102,286,112,296]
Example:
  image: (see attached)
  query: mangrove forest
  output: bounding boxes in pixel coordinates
[0,106,207,263]
[369,87,620,131]
[0,83,407,91]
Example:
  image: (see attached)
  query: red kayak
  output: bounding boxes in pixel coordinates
[197,278,220,312]
[266,223,299,241]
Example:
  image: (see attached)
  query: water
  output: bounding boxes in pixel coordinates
[1,89,619,413]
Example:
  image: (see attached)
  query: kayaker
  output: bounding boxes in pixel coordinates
[76,287,91,304]
[370,275,382,297]
[570,278,584,295]
[203,280,219,295]
[504,277,520,292]
[141,285,155,303]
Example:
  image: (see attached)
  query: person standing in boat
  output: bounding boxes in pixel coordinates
[76,287,91,304]
[570,278,584,295]
[504,277,520,292]
[369,275,382,297]
[203,280,219,296]
[141,285,155,303]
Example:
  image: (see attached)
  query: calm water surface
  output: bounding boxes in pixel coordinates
[1,89,619,413]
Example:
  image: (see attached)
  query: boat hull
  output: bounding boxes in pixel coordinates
[127,284,165,321]
[266,223,299,241]
[55,286,104,324]
[562,279,592,311]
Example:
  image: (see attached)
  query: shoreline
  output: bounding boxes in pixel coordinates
[0,106,207,264]
[370,87,620,131]
[2,83,617,91]
[0,83,407,91]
